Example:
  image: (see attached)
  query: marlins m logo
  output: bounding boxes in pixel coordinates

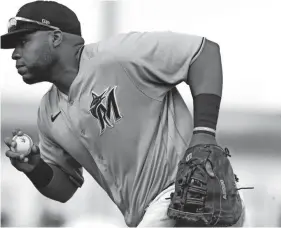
[89,86,122,135]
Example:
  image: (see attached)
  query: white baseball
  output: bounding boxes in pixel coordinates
[12,134,33,156]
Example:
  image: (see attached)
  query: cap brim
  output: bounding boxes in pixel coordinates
[1,28,37,49]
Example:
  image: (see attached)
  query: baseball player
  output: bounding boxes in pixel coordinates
[1,1,248,227]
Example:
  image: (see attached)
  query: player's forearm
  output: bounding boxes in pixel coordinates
[25,159,78,203]
[187,39,222,144]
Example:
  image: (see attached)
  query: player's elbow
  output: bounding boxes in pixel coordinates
[44,185,78,203]
[38,164,81,203]
[60,189,77,203]
[57,194,74,203]
[55,197,70,203]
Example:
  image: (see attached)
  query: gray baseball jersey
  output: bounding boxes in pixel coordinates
[38,31,204,226]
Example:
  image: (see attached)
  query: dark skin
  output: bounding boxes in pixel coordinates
[5,33,221,178]
[5,29,84,171]
[185,39,223,176]
[11,30,84,93]
[4,130,40,173]
[187,39,222,148]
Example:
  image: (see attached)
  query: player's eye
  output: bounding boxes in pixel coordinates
[19,39,28,46]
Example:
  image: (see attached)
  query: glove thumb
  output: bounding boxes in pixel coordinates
[205,160,215,177]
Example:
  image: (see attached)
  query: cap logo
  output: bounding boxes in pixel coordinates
[42,19,50,25]
[186,153,192,162]
[10,18,17,27]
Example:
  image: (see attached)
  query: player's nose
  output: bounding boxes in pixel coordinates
[12,47,22,60]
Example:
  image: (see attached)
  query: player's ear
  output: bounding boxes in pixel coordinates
[52,29,63,48]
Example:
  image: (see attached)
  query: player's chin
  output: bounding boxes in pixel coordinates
[21,74,41,85]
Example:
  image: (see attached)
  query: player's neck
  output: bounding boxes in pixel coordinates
[51,65,79,96]
[50,45,83,96]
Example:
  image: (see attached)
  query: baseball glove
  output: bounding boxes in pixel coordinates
[167,144,244,227]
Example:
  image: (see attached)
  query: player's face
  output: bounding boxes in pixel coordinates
[11,31,55,84]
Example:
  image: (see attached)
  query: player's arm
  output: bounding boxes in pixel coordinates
[4,129,82,203]
[110,31,222,141]
[25,157,80,203]
[187,38,222,147]
[114,32,216,100]
[34,130,84,203]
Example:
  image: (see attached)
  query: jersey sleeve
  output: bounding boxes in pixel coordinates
[95,31,205,100]
[37,109,84,187]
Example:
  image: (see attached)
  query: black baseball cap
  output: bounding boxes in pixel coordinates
[1,1,82,49]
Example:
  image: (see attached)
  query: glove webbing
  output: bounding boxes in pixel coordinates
[178,157,209,210]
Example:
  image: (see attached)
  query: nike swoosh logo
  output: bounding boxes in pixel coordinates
[51,111,61,122]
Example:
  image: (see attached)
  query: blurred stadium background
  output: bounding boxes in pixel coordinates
[1,0,281,227]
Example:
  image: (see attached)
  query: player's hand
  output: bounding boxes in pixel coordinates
[188,132,217,177]
[4,129,41,173]
[188,132,217,148]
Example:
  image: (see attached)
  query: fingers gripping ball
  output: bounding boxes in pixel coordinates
[11,134,33,156]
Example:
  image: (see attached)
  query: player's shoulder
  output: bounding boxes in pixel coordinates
[83,52,131,79]
[80,43,134,72]
[81,32,137,60]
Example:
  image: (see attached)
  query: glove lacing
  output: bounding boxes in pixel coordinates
[168,148,253,202]
[173,157,209,210]
[225,148,254,191]
[186,158,208,209]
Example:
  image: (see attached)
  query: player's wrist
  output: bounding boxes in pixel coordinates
[191,93,220,147]
[193,126,216,137]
